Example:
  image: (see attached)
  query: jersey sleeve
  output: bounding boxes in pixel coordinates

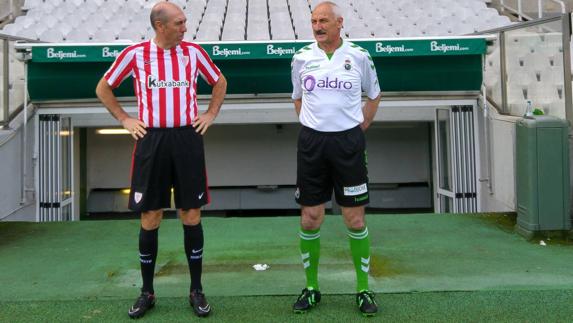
[361,51,381,100]
[195,45,221,86]
[291,55,303,100]
[104,47,136,89]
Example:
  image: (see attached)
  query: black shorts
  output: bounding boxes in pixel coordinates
[128,125,209,212]
[296,125,369,207]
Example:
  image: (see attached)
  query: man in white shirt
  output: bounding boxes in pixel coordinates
[290,1,381,317]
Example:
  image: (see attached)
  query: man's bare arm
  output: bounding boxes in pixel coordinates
[294,98,302,116]
[361,93,382,131]
[95,78,147,139]
[193,75,227,135]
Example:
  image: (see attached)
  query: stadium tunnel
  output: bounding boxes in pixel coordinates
[14,37,493,220]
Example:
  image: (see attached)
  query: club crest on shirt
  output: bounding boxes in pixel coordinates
[344,59,352,70]
[134,192,143,203]
[180,55,190,67]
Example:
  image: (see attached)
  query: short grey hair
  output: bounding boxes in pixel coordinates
[313,1,343,19]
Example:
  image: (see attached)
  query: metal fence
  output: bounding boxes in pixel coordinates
[480,14,572,123]
[500,0,567,20]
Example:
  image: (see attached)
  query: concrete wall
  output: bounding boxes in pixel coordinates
[477,102,519,212]
[0,113,35,221]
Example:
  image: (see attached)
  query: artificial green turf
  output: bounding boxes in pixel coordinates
[1,213,573,322]
[2,290,573,322]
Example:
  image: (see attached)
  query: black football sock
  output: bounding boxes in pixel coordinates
[183,223,204,292]
[139,227,158,294]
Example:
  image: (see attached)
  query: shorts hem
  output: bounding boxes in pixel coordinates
[175,201,209,210]
[295,198,331,207]
[335,200,370,208]
[128,203,172,212]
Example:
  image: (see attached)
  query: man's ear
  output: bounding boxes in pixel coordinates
[337,17,344,29]
[153,20,162,32]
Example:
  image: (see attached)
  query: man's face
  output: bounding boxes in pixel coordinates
[311,5,342,46]
[157,8,187,45]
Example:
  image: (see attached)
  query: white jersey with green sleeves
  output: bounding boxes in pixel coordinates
[291,40,381,132]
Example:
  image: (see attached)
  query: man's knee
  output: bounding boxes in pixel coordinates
[180,208,201,226]
[301,205,325,230]
[342,206,366,230]
[141,210,163,230]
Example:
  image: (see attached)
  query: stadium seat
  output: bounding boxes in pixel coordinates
[38,29,65,43]
[66,29,92,42]
[22,0,42,11]
[118,29,145,43]
[93,27,119,42]
[1,23,18,36]
[5,0,515,42]
[295,28,314,40]
[221,27,245,41]
[14,15,35,28]
[528,82,561,109]
[195,24,221,41]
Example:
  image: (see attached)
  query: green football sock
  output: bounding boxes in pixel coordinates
[348,227,370,292]
[299,228,320,290]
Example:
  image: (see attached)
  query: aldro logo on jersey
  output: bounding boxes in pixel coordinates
[303,75,353,92]
[147,75,190,89]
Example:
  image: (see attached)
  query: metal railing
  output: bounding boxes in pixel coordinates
[0,33,37,129]
[478,13,572,123]
[500,0,566,20]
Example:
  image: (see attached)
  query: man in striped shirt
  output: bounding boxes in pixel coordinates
[95,1,227,319]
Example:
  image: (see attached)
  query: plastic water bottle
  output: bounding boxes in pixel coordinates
[524,100,533,117]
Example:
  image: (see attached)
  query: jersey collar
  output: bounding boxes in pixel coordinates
[315,38,345,59]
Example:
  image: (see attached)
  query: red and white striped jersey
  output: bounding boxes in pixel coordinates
[104,40,221,128]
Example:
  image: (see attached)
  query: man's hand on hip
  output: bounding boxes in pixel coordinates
[122,117,147,140]
[193,111,216,135]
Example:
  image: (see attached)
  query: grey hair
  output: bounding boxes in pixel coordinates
[313,1,343,19]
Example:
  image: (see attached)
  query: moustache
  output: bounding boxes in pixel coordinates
[315,30,326,35]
